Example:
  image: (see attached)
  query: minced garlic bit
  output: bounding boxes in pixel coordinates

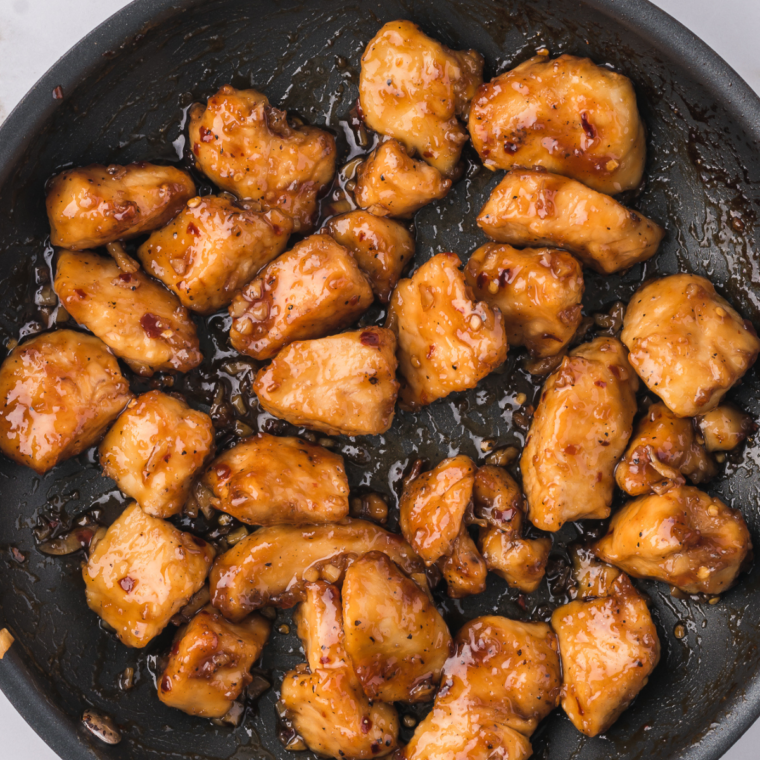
[0,628,15,659]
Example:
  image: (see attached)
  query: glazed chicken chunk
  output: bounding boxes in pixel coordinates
[188,86,336,232]
[196,432,349,526]
[83,503,215,648]
[137,195,292,315]
[0,330,132,473]
[437,526,488,598]
[697,405,756,452]
[387,253,507,409]
[99,391,215,519]
[253,326,399,436]
[46,163,195,250]
[478,170,664,274]
[621,274,760,417]
[158,607,271,718]
[465,243,584,358]
[229,234,372,360]
[522,337,638,532]
[469,55,646,194]
[54,250,203,376]
[354,139,451,218]
[593,484,752,595]
[359,19,484,178]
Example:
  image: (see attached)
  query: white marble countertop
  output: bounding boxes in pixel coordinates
[0,1,758,758]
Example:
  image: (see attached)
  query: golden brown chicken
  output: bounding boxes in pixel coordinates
[253,326,399,436]
[228,234,372,360]
[46,163,195,250]
[521,336,638,532]
[697,405,756,452]
[469,55,645,194]
[621,274,760,417]
[387,252,507,409]
[54,250,203,376]
[83,503,215,648]
[438,526,488,598]
[477,170,664,274]
[188,86,335,232]
[568,543,622,599]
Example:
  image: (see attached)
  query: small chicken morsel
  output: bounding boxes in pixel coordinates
[354,139,451,218]
[474,466,551,593]
[522,336,638,532]
[387,253,507,409]
[99,391,215,518]
[342,552,452,702]
[188,86,336,232]
[54,250,202,376]
[84,503,215,648]
[197,432,349,526]
[210,519,424,621]
[229,234,372,360]
[137,195,292,315]
[615,403,716,497]
[477,170,664,274]
[46,163,195,250]
[437,526,488,598]
[253,327,399,436]
[697,405,756,452]
[568,543,622,599]
[621,274,760,417]
[158,607,271,717]
[0,330,132,473]
[325,210,415,303]
[465,243,583,358]
[359,20,483,178]
[469,55,645,194]
[593,485,752,595]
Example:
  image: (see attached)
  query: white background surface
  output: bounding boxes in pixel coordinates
[0,1,758,758]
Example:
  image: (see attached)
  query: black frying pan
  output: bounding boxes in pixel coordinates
[1,1,760,759]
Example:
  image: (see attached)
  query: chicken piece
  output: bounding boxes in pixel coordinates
[615,403,716,497]
[359,20,483,178]
[188,86,336,232]
[465,242,583,358]
[354,139,451,218]
[197,432,349,526]
[229,234,372,360]
[478,170,663,275]
[697,405,756,452]
[0,330,132,473]
[342,551,452,703]
[593,484,752,595]
[54,250,202,376]
[568,544,621,599]
[46,163,195,250]
[99,391,214,519]
[621,274,760,417]
[438,526,488,598]
[552,573,660,737]
[280,582,399,759]
[83,503,214,648]
[209,519,424,621]
[474,466,551,593]
[469,55,645,194]
[387,253,507,409]
[522,336,638,532]
[253,326,399,436]
[325,210,415,303]
[137,195,291,315]
[158,607,270,717]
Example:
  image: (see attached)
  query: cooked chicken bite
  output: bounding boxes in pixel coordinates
[83,503,215,648]
[438,526,488,598]
[593,485,752,595]
[0,330,132,473]
[158,607,270,717]
[697,405,756,452]
[359,20,483,178]
[253,326,399,436]
[522,337,638,532]
[387,253,507,409]
[621,274,760,417]
[54,250,202,376]
[469,55,645,194]
[46,163,195,250]
[229,234,372,360]
[568,543,621,599]
[478,170,664,274]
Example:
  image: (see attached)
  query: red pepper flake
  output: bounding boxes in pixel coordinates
[504,140,519,154]
[361,717,372,734]
[476,272,490,290]
[119,576,137,593]
[517,594,527,610]
[192,143,201,156]
[140,313,163,338]
[360,330,380,347]
[161,675,172,692]
[187,222,201,236]
[580,112,597,141]
[118,273,133,283]
[77,529,94,549]
[113,203,137,222]
[74,288,88,300]
[52,86,64,100]
[192,537,207,548]
[595,380,607,388]
[199,126,215,143]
